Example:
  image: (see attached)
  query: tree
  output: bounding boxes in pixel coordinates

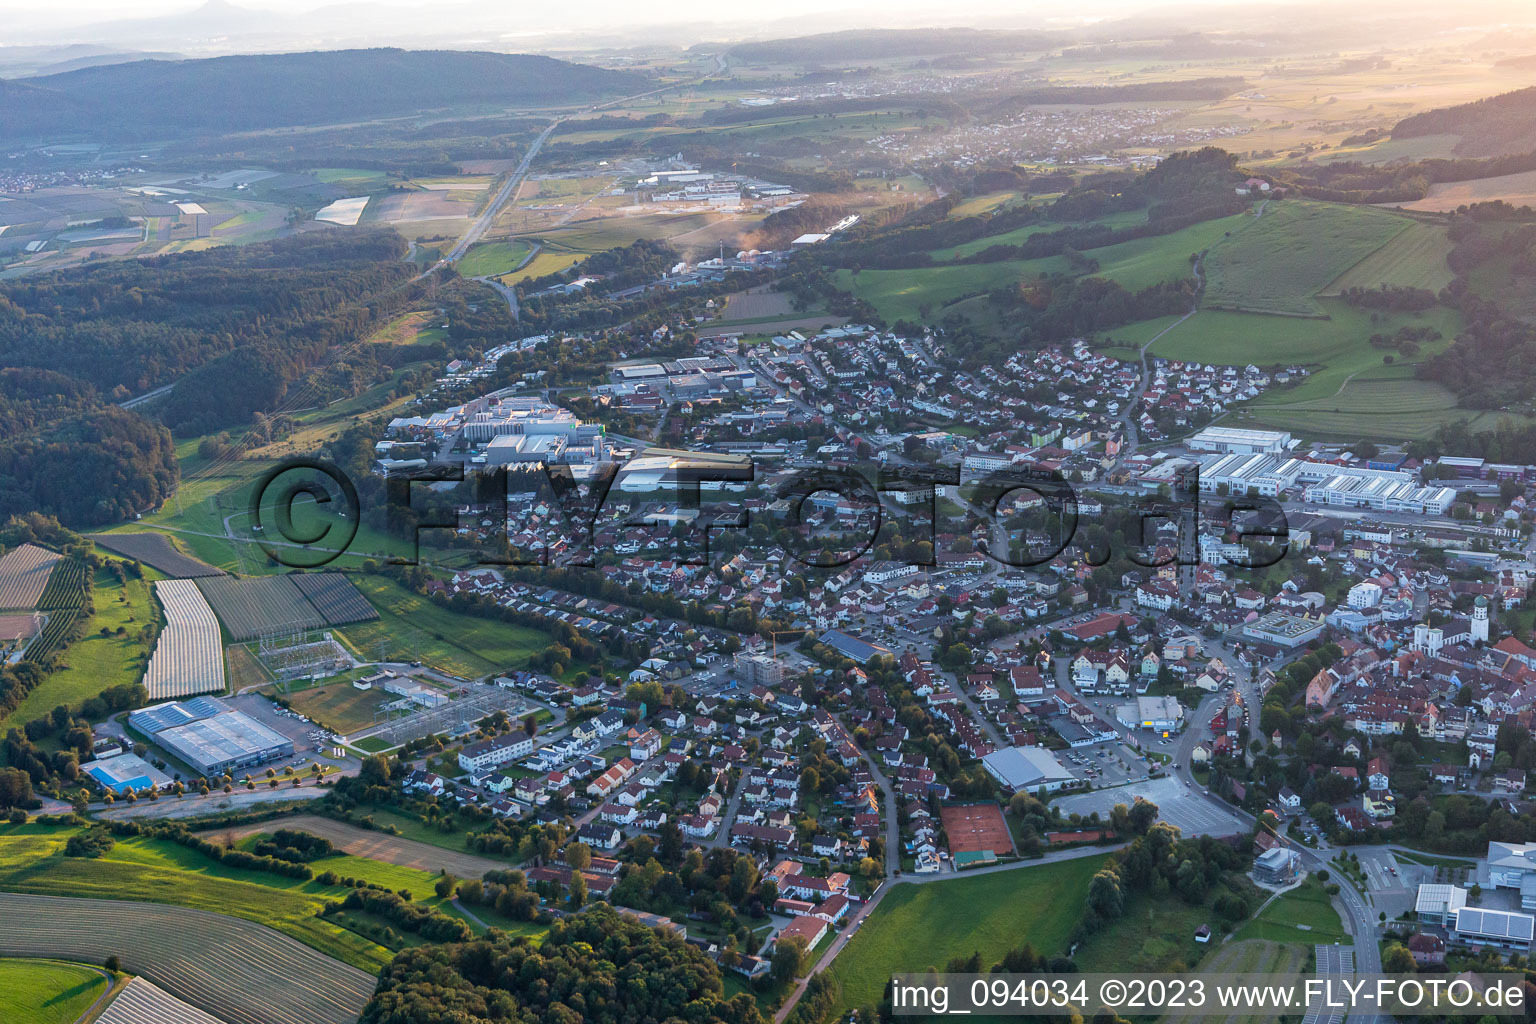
[567,871,588,910]
[1382,943,1416,974]
[566,842,592,872]
[434,873,458,900]
[359,754,391,788]
[1087,868,1125,920]
[1128,800,1159,834]
[772,935,809,983]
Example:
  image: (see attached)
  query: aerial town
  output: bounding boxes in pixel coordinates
[4,4,1536,1024]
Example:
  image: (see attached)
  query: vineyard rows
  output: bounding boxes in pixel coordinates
[146,580,226,700]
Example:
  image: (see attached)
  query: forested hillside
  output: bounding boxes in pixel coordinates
[0,231,428,526]
[361,904,763,1024]
[0,48,644,142]
[1391,86,1536,157]
[725,28,1059,61]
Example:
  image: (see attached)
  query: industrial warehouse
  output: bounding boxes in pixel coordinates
[128,697,295,777]
[1195,452,1458,513]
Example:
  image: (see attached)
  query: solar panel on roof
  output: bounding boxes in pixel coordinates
[1456,907,1536,941]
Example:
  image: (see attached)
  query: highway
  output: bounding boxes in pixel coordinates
[439,118,560,267]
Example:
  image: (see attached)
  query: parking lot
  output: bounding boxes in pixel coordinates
[1059,741,1145,786]
[1053,776,1248,837]
[227,692,353,770]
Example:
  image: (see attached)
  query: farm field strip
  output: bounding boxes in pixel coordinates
[0,543,62,609]
[205,814,508,878]
[1201,201,1410,316]
[90,533,225,578]
[146,580,226,700]
[1320,218,1455,295]
[0,892,374,1024]
[97,977,229,1024]
[195,576,327,641]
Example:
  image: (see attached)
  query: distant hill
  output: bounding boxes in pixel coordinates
[723,28,1061,63]
[0,48,646,143]
[1391,85,1536,157]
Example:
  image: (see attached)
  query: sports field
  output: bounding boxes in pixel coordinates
[1200,201,1410,316]
[938,803,1014,856]
[0,958,108,1024]
[821,855,1103,1016]
[274,679,390,735]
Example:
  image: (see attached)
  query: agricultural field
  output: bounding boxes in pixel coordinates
[1200,201,1411,316]
[338,573,550,677]
[0,567,157,733]
[290,572,380,627]
[836,214,1241,326]
[0,822,399,971]
[1321,218,1456,295]
[195,575,327,641]
[208,815,508,878]
[717,284,804,324]
[0,892,373,1024]
[502,248,583,284]
[457,240,533,277]
[929,208,1150,261]
[821,855,1103,1017]
[1390,168,1536,213]
[145,580,226,700]
[90,533,225,578]
[0,958,109,1024]
[17,556,91,666]
[97,977,224,1024]
[1145,301,1466,439]
[0,543,62,609]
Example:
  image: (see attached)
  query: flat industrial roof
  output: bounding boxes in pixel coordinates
[1454,907,1535,941]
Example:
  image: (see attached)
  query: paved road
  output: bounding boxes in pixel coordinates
[118,382,176,409]
[1119,255,1203,455]
[441,119,560,267]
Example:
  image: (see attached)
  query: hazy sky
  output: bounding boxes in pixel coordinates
[0,0,1268,30]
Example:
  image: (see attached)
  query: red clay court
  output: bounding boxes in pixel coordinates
[940,802,1015,856]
